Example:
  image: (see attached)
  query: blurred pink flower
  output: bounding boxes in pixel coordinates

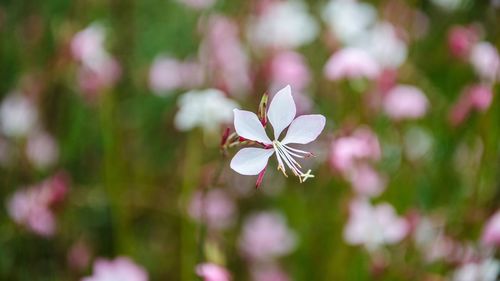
[72,23,121,96]
[469,41,500,82]
[196,263,231,281]
[251,265,290,281]
[448,25,480,59]
[247,0,318,50]
[449,84,493,126]
[188,189,236,230]
[324,48,380,81]
[230,85,325,183]
[329,127,381,173]
[148,56,204,95]
[347,164,386,197]
[177,0,215,10]
[482,211,500,247]
[269,51,311,91]
[82,257,148,281]
[26,131,59,169]
[6,174,68,237]
[0,92,38,138]
[200,15,251,96]
[67,240,91,271]
[344,199,409,251]
[383,85,429,120]
[239,211,297,261]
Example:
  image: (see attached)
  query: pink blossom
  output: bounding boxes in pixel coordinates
[196,263,231,281]
[269,51,311,91]
[329,127,381,173]
[148,56,204,95]
[449,84,493,126]
[67,240,91,271]
[26,131,59,169]
[6,174,68,237]
[72,24,121,96]
[82,257,148,281]
[383,85,429,120]
[344,199,409,251]
[324,48,380,81]
[482,211,500,247]
[239,211,297,261]
[251,265,290,281]
[347,164,386,197]
[199,15,251,96]
[447,25,480,59]
[469,41,500,82]
[188,189,236,230]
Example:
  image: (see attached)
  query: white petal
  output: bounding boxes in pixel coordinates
[268,85,296,139]
[281,114,326,144]
[233,109,272,144]
[230,148,275,175]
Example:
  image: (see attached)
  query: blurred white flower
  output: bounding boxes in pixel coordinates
[26,131,59,169]
[82,257,148,281]
[324,48,381,81]
[322,0,377,45]
[403,127,433,161]
[149,56,204,95]
[188,189,236,230]
[344,199,409,251]
[0,92,37,138]
[383,85,429,120]
[354,22,408,69]
[469,42,500,83]
[452,259,500,281]
[174,89,238,133]
[431,0,469,11]
[239,211,297,261]
[248,1,318,49]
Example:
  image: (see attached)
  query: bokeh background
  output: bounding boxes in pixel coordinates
[1,0,500,280]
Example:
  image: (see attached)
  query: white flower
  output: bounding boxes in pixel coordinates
[344,199,409,251]
[0,92,37,138]
[322,0,377,45]
[230,85,325,183]
[247,1,318,49]
[469,42,500,82]
[354,22,408,69]
[174,89,238,133]
[453,259,500,281]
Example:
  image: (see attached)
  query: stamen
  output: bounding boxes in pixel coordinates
[272,142,288,177]
[283,144,313,157]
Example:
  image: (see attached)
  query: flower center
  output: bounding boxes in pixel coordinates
[272,140,315,183]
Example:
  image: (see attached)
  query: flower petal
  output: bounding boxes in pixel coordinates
[230,148,275,175]
[268,85,296,139]
[233,109,272,144]
[281,114,326,144]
